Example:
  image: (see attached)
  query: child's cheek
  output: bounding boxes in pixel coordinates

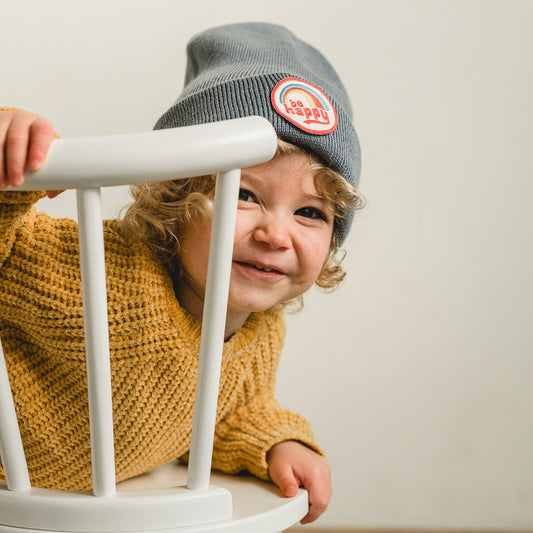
[233,210,255,244]
[307,233,332,279]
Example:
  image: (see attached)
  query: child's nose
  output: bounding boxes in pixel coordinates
[253,216,292,249]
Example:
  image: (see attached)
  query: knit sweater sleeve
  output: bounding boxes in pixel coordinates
[211,311,324,480]
[0,191,46,267]
[212,388,324,480]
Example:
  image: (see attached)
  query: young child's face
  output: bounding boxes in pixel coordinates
[178,152,334,323]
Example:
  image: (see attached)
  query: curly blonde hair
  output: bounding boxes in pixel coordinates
[119,140,365,294]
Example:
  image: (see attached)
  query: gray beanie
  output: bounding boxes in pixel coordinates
[154,22,361,244]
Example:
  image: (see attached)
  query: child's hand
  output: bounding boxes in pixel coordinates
[0,109,57,196]
[267,440,332,524]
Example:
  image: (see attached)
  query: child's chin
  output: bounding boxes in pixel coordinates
[227,298,279,316]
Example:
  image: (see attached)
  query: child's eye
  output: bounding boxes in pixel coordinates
[238,189,256,203]
[295,207,327,220]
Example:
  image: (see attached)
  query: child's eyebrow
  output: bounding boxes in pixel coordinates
[239,173,263,186]
[240,173,329,204]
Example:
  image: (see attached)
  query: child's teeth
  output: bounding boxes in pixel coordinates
[255,265,272,272]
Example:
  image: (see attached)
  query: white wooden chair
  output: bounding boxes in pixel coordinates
[0,117,308,532]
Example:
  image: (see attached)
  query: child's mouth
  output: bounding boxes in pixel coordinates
[234,261,285,277]
[251,264,274,272]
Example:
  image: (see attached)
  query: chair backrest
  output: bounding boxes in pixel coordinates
[0,117,277,532]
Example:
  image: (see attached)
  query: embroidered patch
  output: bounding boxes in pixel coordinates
[271,77,338,135]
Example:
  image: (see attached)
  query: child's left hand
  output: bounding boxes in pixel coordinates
[267,440,332,524]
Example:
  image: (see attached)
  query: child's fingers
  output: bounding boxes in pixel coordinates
[300,470,332,524]
[269,461,299,498]
[0,111,55,189]
[267,440,332,524]
[4,119,31,187]
[271,457,330,523]
[0,119,9,187]
[27,119,55,172]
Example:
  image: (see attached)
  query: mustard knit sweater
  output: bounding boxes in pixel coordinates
[0,190,319,491]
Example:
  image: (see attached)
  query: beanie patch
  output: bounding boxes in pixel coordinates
[271,77,338,135]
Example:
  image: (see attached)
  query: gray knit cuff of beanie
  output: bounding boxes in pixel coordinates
[154,22,361,245]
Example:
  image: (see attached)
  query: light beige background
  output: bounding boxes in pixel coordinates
[2,0,532,530]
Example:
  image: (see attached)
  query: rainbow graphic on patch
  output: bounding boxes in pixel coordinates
[271,77,338,135]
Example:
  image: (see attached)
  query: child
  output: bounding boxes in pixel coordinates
[0,23,362,524]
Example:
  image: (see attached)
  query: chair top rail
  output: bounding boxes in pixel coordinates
[7,116,277,191]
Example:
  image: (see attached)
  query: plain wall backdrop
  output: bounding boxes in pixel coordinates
[2,1,532,530]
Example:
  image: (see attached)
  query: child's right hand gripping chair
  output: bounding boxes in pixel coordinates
[0,117,308,532]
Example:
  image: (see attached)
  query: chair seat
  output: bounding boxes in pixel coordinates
[118,462,308,532]
[0,462,308,533]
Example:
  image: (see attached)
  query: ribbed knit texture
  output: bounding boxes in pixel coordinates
[154,22,361,245]
[0,191,321,491]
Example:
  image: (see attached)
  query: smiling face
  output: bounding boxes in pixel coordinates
[176,152,334,335]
